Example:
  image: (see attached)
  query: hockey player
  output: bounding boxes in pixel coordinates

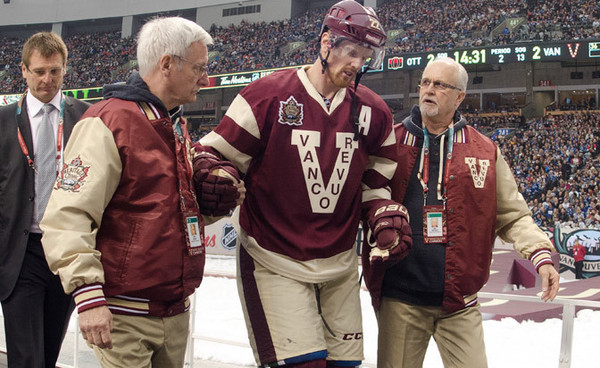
[195,1,412,366]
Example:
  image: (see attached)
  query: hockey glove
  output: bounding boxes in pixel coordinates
[192,150,241,216]
[367,201,412,266]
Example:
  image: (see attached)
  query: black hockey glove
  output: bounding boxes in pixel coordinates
[367,200,413,266]
[192,150,241,217]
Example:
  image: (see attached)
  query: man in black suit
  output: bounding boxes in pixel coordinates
[0,32,89,367]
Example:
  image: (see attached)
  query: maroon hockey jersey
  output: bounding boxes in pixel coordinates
[201,67,397,281]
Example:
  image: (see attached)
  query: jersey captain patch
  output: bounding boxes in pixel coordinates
[278,96,304,126]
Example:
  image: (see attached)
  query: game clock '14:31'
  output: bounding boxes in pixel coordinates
[385,40,600,70]
[452,49,487,64]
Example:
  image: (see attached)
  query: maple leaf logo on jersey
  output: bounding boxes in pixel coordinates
[278,96,304,126]
[55,155,90,192]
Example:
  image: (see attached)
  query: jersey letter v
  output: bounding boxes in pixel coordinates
[291,130,358,214]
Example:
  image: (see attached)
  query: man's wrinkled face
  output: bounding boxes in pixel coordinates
[418,62,464,121]
[170,40,209,106]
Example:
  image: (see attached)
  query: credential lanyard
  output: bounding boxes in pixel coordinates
[171,115,205,255]
[15,92,66,175]
[417,124,454,208]
[172,117,194,183]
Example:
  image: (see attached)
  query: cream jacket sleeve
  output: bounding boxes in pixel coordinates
[41,117,122,295]
[495,147,554,269]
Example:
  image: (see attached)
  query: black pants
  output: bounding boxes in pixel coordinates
[1,233,74,368]
[575,260,584,279]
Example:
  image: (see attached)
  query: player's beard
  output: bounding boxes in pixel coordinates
[327,67,355,89]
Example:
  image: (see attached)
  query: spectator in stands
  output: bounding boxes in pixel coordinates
[572,238,586,279]
[363,56,559,367]
[40,17,242,367]
[0,32,89,368]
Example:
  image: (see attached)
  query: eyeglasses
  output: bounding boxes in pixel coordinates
[26,66,64,78]
[173,55,208,77]
[418,78,462,92]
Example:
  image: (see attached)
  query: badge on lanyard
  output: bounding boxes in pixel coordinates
[423,205,447,243]
[185,211,204,255]
[172,118,205,256]
[185,216,202,248]
[419,125,453,245]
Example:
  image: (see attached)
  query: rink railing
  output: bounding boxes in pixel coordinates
[477,292,600,368]
[1,290,599,368]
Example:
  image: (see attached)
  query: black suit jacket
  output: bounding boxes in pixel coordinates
[0,95,90,301]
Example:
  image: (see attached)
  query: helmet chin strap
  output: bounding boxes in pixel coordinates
[319,50,330,74]
[351,66,369,140]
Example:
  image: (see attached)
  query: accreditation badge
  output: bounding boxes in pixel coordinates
[423,205,447,244]
[185,211,204,255]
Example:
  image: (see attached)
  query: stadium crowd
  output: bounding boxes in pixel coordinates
[494,112,600,229]
[494,0,600,45]
[2,0,600,92]
[465,113,524,134]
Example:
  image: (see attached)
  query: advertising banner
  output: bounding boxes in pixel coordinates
[549,226,600,279]
[205,218,599,280]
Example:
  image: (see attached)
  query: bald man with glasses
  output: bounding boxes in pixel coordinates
[361,56,560,367]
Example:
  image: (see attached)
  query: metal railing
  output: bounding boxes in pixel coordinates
[478,291,600,368]
[2,290,598,368]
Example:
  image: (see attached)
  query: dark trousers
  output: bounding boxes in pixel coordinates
[1,233,74,368]
[575,260,584,279]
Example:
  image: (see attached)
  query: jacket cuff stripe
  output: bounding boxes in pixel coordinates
[73,284,107,313]
[530,249,553,272]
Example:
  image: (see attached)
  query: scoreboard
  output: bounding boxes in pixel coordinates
[4,40,600,101]
[199,40,600,90]
[385,40,600,70]
[155,40,600,90]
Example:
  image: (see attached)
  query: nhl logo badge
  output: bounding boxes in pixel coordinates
[55,155,90,192]
[221,223,238,250]
[278,96,304,126]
